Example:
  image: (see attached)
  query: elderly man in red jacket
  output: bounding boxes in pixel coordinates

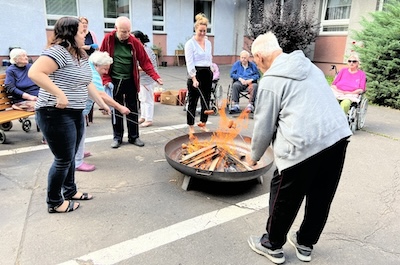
[100,16,163,148]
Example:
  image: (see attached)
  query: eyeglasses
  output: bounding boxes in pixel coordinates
[348,60,358,63]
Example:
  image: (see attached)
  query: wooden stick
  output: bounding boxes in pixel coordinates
[208,156,221,171]
[187,150,219,167]
[226,153,253,171]
[179,144,217,162]
[181,148,217,165]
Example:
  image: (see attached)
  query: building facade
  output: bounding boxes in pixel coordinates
[0,0,388,75]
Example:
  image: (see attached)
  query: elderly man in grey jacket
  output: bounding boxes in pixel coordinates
[247,32,352,264]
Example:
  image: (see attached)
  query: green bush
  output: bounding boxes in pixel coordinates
[352,0,400,109]
[247,0,319,54]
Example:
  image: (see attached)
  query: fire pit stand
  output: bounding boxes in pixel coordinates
[164,132,274,190]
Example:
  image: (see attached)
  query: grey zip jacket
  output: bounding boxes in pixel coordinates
[251,50,352,173]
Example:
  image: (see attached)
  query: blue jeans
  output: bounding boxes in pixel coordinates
[36,107,84,208]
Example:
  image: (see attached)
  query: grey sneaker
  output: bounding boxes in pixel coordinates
[248,235,285,264]
[287,231,312,262]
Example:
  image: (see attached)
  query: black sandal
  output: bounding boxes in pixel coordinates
[66,192,93,201]
[48,200,80,213]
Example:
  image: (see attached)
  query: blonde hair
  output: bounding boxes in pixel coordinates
[194,13,208,29]
[89,51,113,66]
[251,32,282,57]
[9,48,27,65]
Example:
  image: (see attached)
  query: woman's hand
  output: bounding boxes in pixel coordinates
[55,93,69,109]
[99,105,111,115]
[192,77,199,88]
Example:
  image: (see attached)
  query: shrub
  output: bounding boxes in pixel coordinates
[352,0,400,109]
[247,0,320,54]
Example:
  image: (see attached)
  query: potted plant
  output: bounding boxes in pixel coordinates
[151,44,162,59]
[175,43,185,55]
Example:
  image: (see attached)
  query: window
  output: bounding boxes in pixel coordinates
[320,0,352,34]
[153,0,165,32]
[194,0,214,34]
[376,0,389,11]
[45,0,77,27]
[103,0,130,30]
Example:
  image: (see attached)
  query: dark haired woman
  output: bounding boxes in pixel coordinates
[29,17,111,213]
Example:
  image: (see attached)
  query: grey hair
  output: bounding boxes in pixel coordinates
[89,51,113,66]
[348,52,360,63]
[251,31,282,57]
[9,48,27,64]
[240,50,250,57]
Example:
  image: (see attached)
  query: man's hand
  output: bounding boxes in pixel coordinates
[118,105,130,115]
[245,154,258,167]
[156,78,163,85]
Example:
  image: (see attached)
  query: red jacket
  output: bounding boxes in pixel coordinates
[100,30,160,92]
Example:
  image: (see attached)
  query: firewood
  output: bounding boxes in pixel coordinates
[180,144,217,162]
[181,148,217,165]
[208,156,221,171]
[187,150,219,167]
[226,153,253,171]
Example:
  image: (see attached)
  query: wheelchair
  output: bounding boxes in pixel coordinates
[347,93,368,133]
[226,81,256,113]
[183,79,223,115]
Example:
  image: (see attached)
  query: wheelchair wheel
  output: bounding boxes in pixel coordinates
[0,121,13,131]
[226,84,233,109]
[214,84,223,110]
[22,119,32,132]
[348,106,357,133]
[357,97,368,130]
[0,130,6,144]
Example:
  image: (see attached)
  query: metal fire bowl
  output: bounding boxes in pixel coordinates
[164,132,274,182]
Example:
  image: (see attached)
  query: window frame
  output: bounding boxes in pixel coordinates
[45,0,78,28]
[194,0,214,34]
[153,0,165,32]
[103,0,131,31]
[320,0,352,35]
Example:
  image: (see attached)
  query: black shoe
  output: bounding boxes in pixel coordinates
[111,140,121,148]
[128,138,145,147]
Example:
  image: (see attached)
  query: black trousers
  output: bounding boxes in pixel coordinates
[264,137,349,249]
[112,78,139,142]
[186,67,213,125]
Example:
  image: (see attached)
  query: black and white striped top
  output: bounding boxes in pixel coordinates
[35,45,92,110]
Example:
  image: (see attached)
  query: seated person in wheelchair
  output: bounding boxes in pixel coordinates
[5,48,39,112]
[331,53,366,114]
[212,62,220,89]
[229,50,260,112]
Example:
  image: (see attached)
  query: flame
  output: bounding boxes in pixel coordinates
[182,99,252,171]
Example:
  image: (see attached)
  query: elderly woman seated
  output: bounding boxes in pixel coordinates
[331,53,367,114]
[5,48,39,111]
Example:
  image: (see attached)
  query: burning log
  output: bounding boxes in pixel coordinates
[187,149,220,167]
[179,142,253,173]
[179,144,217,163]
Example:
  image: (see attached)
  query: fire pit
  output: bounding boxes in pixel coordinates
[164,132,274,190]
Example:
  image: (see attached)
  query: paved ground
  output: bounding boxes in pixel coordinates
[1,65,400,265]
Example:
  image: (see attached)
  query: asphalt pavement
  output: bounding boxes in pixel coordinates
[1,65,400,265]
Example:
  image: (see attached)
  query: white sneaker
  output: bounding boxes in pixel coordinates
[287,231,312,262]
[248,235,285,264]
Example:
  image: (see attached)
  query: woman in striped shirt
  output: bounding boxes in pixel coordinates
[29,17,110,213]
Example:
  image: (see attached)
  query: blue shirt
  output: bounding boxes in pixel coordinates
[230,61,260,83]
[5,63,39,103]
